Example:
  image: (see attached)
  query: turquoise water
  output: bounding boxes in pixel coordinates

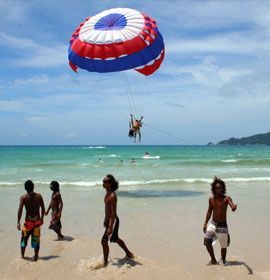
[1,145,270,188]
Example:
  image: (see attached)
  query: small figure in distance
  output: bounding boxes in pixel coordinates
[45,181,64,240]
[17,180,45,261]
[128,114,143,143]
[131,158,136,164]
[203,177,237,265]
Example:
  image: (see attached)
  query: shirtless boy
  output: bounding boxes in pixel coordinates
[17,180,45,261]
[203,177,237,265]
[101,174,134,266]
[45,181,64,239]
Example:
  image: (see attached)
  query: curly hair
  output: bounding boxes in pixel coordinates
[211,176,226,196]
[106,174,119,192]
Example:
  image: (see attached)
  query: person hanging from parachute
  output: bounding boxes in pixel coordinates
[68,8,165,143]
[128,114,143,143]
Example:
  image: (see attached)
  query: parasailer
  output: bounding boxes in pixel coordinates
[68,7,165,143]
[128,114,143,143]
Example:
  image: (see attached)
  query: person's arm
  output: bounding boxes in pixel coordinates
[17,196,24,230]
[40,195,45,224]
[203,198,213,233]
[227,196,237,212]
[107,195,117,235]
[58,194,63,218]
[45,200,52,216]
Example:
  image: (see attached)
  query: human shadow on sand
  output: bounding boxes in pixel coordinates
[53,236,74,242]
[227,261,253,275]
[39,255,60,261]
[118,190,204,198]
[23,255,60,261]
[111,257,143,268]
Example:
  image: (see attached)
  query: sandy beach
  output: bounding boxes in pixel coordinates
[1,179,270,280]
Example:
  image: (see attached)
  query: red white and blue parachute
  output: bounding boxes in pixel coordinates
[68,8,165,76]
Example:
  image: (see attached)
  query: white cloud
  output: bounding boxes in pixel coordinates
[166,33,270,55]
[0,32,66,68]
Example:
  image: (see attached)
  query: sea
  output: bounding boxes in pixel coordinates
[0,145,270,188]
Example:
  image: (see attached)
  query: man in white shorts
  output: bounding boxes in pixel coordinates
[203,177,237,265]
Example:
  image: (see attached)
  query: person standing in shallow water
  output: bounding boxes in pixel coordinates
[203,177,237,265]
[101,174,134,267]
[17,180,45,261]
[45,181,64,239]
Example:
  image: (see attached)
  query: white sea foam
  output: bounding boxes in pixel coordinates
[1,177,270,187]
[59,177,270,186]
[221,159,238,163]
[142,155,160,159]
[83,146,106,149]
[0,182,18,185]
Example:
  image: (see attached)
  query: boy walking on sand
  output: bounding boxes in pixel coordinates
[45,181,64,239]
[203,177,237,265]
[101,174,134,267]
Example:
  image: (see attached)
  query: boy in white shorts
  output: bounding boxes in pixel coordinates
[203,177,237,265]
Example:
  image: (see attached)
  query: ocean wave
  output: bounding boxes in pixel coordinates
[1,177,270,187]
[221,159,238,163]
[0,182,18,185]
[83,146,106,149]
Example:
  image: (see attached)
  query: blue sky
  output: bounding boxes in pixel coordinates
[0,0,270,145]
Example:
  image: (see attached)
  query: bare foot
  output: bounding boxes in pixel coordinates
[207,260,218,265]
[93,261,107,270]
[126,252,134,259]
[31,255,38,262]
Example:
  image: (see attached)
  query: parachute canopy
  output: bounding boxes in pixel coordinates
[68,8,165,76]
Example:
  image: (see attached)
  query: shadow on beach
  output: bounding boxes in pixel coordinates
[118,190,204,198]
[53,236,74,242]
[39,255,60,261]
[23,255,60,261]
[111,257,143,268]
[228,261,253,274]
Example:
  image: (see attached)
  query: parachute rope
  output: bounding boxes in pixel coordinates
[124,72,138,115]
[142,122,193,145]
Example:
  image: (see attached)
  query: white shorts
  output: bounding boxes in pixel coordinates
[204,221,230,249]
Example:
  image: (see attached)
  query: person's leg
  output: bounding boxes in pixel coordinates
[221,248,227,263]
[50,220,64,239]
[139,132,141,142]
[32,247,39,261]
[217,232,228,264]
[206,244,217,264]
[53,228,64,239]
[20,229,31,259]
[101,234,109,266]
[117,238,134,258]
[31,227,41,261]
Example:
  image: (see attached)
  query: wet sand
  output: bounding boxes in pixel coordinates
[1,182,270,280]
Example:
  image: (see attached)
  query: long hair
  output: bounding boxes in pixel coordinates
[211,176,226,196]
[106,174,119,192]
[50,181,60,192]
